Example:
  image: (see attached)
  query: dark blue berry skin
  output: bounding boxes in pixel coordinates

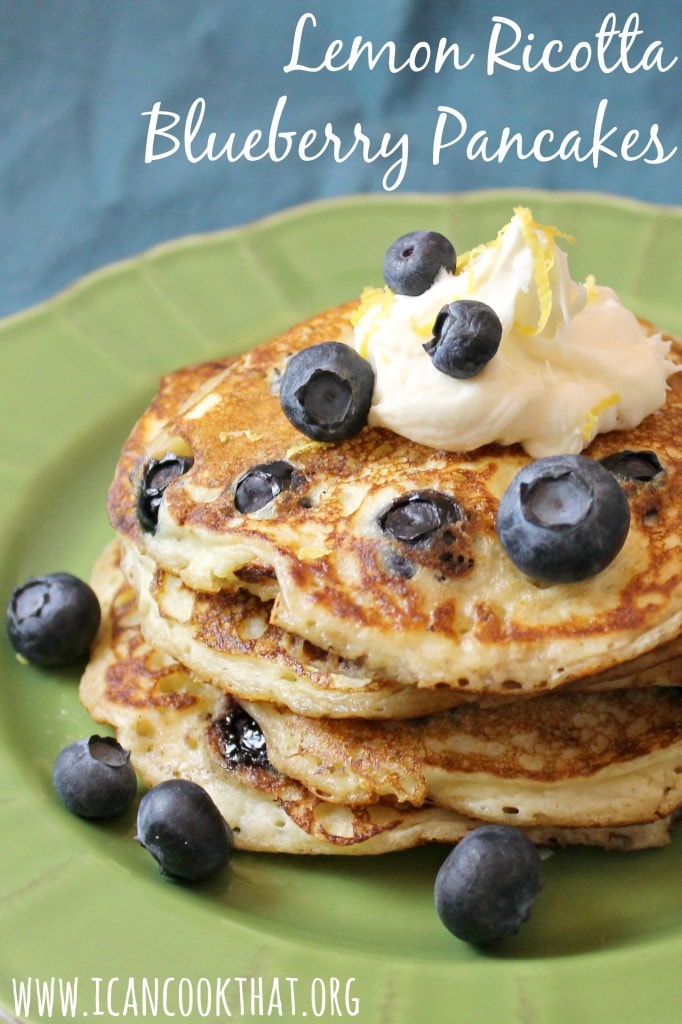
[233,461,297,514]
[497,455,630,584]
[434,825,543,945]
[6,573,101,667]
[379,491,464,546]
[280,342,375,442]
[383,231,456,296]
[424,300,502,379]
[136,779,233,883]
[137,453,194,532]
[599,449,663,483]
[53,736,137,818]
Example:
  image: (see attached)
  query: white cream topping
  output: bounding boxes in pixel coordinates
[352,208,677,457]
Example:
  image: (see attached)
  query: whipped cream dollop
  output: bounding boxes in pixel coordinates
[352,208,677,457]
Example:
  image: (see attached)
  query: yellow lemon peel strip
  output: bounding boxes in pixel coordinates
[584,274,600,302]
[410,315,437,340]
[582,393,620,442]
[351,286,395,358]
[350,286,390,325]
[514,206,554,336]
[455,207,576,312]
[455,224,506,294]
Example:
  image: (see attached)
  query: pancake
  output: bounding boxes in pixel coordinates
[122,539,492,719]
[244,690,682,830]
[108,301,682,695]
[80,542,682,851]
[77,541,492,853]
[121,537,682,720]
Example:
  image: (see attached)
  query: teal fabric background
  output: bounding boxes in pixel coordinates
[1,0,680,317]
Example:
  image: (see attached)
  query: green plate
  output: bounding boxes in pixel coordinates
[1,190,681,1024]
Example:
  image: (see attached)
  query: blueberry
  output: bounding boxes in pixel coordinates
[234,461,297,514]
[423,300,502,379]
[213,705,271,771]
[383,230,456,296]
[136,779,233,883]
[497,455,630,584]
[434,825,543,945]
[52,736,137,818]
[137,453,194,532]
[599,449,663,483]
[6,573,101,667]
[280,342,375,442]
[379,491,464,546]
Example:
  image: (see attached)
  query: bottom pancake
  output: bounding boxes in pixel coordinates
[78,542,681,853]
[242,686,682,830]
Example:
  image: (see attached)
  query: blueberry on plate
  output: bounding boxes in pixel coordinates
[496,454,630,584]
[137,453,194,532]
[279,342,375,442]
[136,779,233,883]
[53,736,137,818]
[6,572,101,667]
[233,460,297,514]
[424,300,502,379]
[434,825,543,945]
[383,230,456,296]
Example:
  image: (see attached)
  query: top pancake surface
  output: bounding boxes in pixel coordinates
[109,304,682,693]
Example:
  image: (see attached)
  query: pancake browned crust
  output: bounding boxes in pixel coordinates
[122,539,497,719]
[121,538,682,720]
[108,303,682,695]
[244,689,682,829]
[79,542,682,851]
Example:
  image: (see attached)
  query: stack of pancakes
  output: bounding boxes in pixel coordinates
[80,303,682,854]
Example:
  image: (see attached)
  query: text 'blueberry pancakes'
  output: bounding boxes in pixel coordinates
[83,207,682,853]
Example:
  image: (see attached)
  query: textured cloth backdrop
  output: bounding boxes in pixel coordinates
[1,0,680,317]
